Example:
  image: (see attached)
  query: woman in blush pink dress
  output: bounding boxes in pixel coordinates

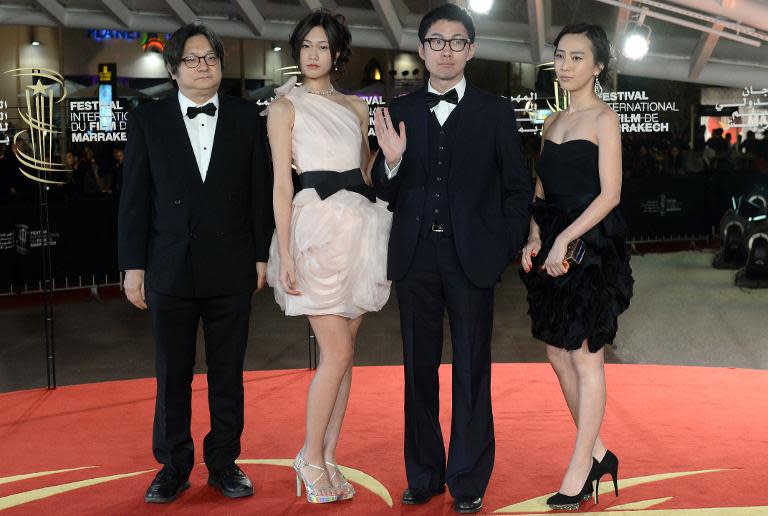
[264,8,391,505]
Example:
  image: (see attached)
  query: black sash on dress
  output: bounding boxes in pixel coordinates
[299,168,376,202]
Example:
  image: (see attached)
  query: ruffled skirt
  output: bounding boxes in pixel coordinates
[267,188,392,319]
[519,198,633,351]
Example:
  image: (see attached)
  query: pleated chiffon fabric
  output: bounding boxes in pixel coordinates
[265,78,392,318]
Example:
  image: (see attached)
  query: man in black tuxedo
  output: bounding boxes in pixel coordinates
[118,24,273,503]
[373,5,531,514]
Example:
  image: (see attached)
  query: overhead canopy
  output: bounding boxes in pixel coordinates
[1,0,766,88]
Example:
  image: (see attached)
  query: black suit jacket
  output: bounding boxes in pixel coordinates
[374,84,531,288]
[118,94,273,298]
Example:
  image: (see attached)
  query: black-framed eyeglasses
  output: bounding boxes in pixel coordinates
[181,53,219,68]
[424,37,471,52]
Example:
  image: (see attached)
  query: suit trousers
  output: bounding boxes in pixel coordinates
[395,233,495,499]
[147,289,252,478]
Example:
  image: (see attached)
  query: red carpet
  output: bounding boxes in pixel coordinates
[1,364,766,515]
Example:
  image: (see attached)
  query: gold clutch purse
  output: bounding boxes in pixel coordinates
[563,238,586,268]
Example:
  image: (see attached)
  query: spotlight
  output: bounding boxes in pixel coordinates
[30,26,42,47]
[745,194,767,216]
[713,209,748,269]
[273,45,282,51]
[622,21,651,60]
[735,221,768,288]
[469,0,493,14]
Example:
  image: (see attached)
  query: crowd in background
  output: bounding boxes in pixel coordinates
[621,128,768,178]
[0,139,124,202]
[2,125,768,204]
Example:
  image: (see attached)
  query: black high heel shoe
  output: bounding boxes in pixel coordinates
[546,459,599,511]
[595,450,619,502]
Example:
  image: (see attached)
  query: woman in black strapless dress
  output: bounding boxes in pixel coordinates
[519,24,633,511]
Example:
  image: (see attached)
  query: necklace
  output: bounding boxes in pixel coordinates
[307,85,335,96]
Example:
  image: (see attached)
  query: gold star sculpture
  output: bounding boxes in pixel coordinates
[28,79,49,96]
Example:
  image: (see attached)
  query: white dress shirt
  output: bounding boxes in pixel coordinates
[385,77,467,179]
[178,91,219,182]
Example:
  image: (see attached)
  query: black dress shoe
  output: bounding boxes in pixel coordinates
[401,484,446,505]
[208,464,254,498]
[144,466,190,504]
[453,496,483,514]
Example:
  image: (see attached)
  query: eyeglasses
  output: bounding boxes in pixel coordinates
[181,53,219,68]
[423,38,471,52]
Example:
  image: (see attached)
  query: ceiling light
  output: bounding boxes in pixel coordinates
[622,21,651,60]
[469,0,493,15]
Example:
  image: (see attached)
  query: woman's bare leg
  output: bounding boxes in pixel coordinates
[298,314,354,494]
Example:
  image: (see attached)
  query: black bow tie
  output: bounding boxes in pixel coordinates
[425,89,459,109]
[186,103,217,119]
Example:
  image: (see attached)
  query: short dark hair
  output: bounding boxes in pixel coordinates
[418,4,476,43]
[289,9,352,73]
[164,23,225,76]
[553,23,612,85]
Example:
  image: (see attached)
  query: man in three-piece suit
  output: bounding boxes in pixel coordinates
[373,4,531,514]
[118,24,273,503]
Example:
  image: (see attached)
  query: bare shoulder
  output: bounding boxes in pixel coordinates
[345,94,369,124]
[266,97,294,124]
[345,93,367,106]
[596,104,619,125]
[596,105,620,136]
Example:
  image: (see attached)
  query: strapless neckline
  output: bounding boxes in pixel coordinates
[544,139,598,148]
[537,136,601,204]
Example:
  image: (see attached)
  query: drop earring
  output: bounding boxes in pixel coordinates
[594,75,603,96]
